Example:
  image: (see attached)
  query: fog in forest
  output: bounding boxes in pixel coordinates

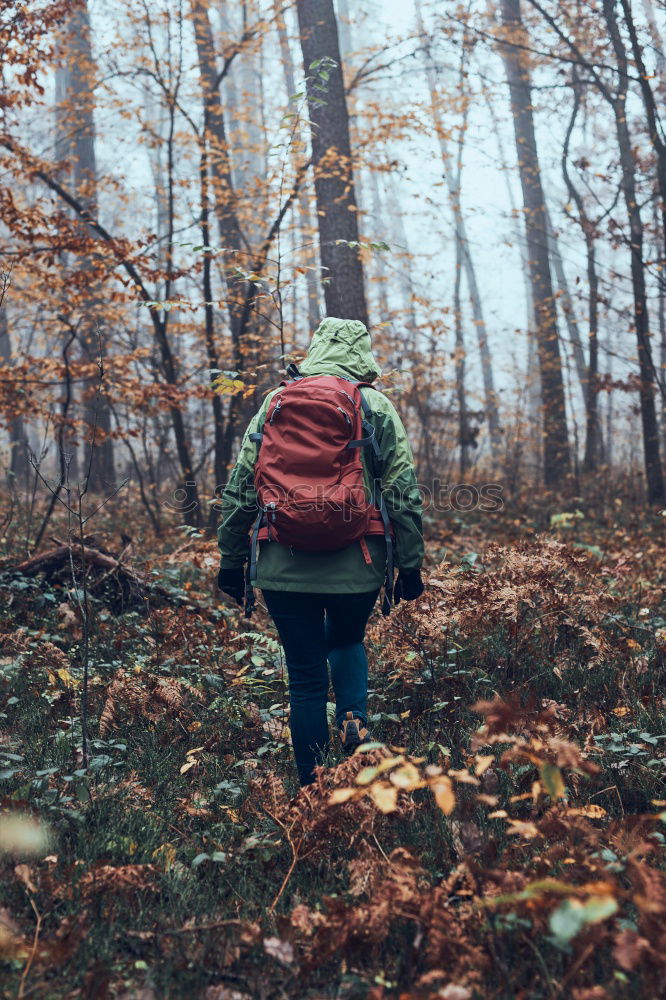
[3,4,666,996]
[4,0,666,514]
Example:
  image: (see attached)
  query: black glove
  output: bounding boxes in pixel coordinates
[393,569,424,606]
[217,566,245,606]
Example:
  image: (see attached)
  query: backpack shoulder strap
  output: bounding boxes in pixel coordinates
[356,380,384,419]
[352,384,382,459]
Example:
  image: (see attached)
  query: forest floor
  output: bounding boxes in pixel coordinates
[0,492,665,1000]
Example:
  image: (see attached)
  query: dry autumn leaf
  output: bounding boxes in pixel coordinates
[369,782,398,814]
[430,775,456,815]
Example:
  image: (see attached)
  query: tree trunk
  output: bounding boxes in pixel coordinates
[381,172,440,479]
[0,305,28,487]
[368,170,391,325]
[640,0,666,83]
[335,0,367,233]
[620,0,666,463]
[223,21,263,247]
[603,0,664,501]
[454,230,470,476]
[545,207,587,394]
[415,0,501,454]
[55,0,114,491]
[620,0,666,298]
[199,138,227,525]
[143,84,170,303]
[190,0,248,478]
[191,0,245,329]
[335,0,388,329]
[295,0,368,324]
[498,0,571,486]
[605,329,614,467]
[562,77,602,470]
[385,172,419,338]
[335,0,353,56]
[273,0,321,333]
[484,89,541,477]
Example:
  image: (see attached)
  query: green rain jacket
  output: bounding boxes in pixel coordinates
[216,317,424,594]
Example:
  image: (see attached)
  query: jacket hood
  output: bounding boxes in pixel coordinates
[298,317,382,383]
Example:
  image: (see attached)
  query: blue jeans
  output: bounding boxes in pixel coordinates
[262,589,380,785]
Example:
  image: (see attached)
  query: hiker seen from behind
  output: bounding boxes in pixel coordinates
[216,317,424,786]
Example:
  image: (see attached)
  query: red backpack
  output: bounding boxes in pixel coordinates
[247,374,393,608]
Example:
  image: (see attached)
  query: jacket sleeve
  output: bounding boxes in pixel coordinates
[216,401,269,569]
[367,391,424,574]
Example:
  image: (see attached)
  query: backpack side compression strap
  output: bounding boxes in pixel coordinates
[348,424,377,450]
[358,388,394,617]
[245,512,263,616]
[245,416,268,615]
[352,391,382,459]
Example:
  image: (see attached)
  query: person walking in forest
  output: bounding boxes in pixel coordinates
[216,317,424,786]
